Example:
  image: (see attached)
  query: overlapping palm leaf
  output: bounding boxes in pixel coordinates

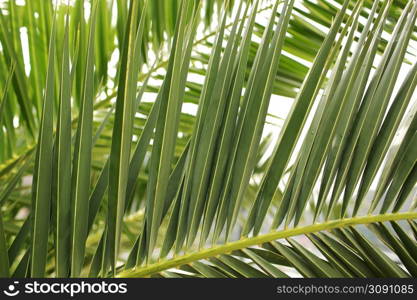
[0,0,416,278]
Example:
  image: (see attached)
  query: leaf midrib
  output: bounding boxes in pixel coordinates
[117,211,417,278]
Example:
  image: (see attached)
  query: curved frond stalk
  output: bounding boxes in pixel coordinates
[118,212,417,278]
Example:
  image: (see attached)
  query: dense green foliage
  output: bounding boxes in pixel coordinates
[0,0,416,278]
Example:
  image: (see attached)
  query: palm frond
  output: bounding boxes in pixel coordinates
[0,0,416,278]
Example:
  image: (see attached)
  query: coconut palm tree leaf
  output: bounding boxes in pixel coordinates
[0,0,416,279]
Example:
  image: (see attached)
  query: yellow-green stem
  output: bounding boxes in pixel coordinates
[117,211,417,277]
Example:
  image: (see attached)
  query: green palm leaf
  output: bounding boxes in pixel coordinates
[0,0,416,279]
